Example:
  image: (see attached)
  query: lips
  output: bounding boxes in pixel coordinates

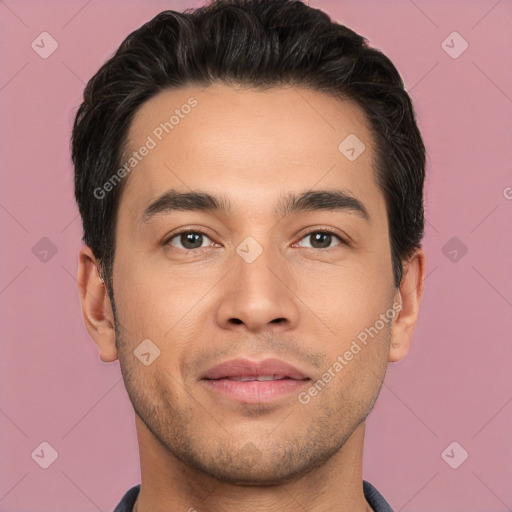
[200,358,311,403]
[200,358,310,381]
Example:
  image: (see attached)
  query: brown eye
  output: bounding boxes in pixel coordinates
[167,231,212,250]
[297,231,344,249]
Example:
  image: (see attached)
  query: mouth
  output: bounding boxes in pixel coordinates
[209,375,297,382]
[200,358,311,403]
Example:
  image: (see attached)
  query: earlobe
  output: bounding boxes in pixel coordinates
[77,246,118,363]
[389,340,410,362]
[389,248,426,363]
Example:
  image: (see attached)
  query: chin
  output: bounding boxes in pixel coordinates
[183,438,333,487]
[197,460,314,487]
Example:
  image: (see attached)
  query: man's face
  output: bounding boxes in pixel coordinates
[112,84,396,484]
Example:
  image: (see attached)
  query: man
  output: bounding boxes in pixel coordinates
[72,0,426,510]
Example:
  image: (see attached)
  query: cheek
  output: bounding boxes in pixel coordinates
[111,254,165,341]
[330,320,391,396]
[297,253,393,385]
[299,322,390,430]
[295,258,393,339]
[111,252,212,351]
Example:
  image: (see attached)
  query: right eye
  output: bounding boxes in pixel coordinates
[165,230,215,251]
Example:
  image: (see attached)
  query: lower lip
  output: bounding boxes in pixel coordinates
[201,378,310,403]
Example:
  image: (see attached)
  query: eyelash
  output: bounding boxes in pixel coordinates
[164,227,347,252]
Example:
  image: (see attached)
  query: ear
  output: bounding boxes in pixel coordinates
[77,246,118,363]
[389,248,426,363]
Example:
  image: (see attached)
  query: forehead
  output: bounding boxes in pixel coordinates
[120,83,384,220]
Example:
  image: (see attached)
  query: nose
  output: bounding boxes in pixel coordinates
[214,241,300,333]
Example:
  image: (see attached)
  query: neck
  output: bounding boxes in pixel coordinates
[133,416,373,512]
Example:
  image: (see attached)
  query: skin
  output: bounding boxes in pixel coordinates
[77,83,425,512]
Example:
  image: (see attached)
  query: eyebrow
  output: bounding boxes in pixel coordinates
[139,188,370,224]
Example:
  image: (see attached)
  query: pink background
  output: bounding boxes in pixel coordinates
[1,0,511,510]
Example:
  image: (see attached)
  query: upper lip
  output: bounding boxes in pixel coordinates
[200,358,310,380]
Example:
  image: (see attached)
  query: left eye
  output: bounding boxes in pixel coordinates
[296,231,344,249]
[167,231,213,250]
